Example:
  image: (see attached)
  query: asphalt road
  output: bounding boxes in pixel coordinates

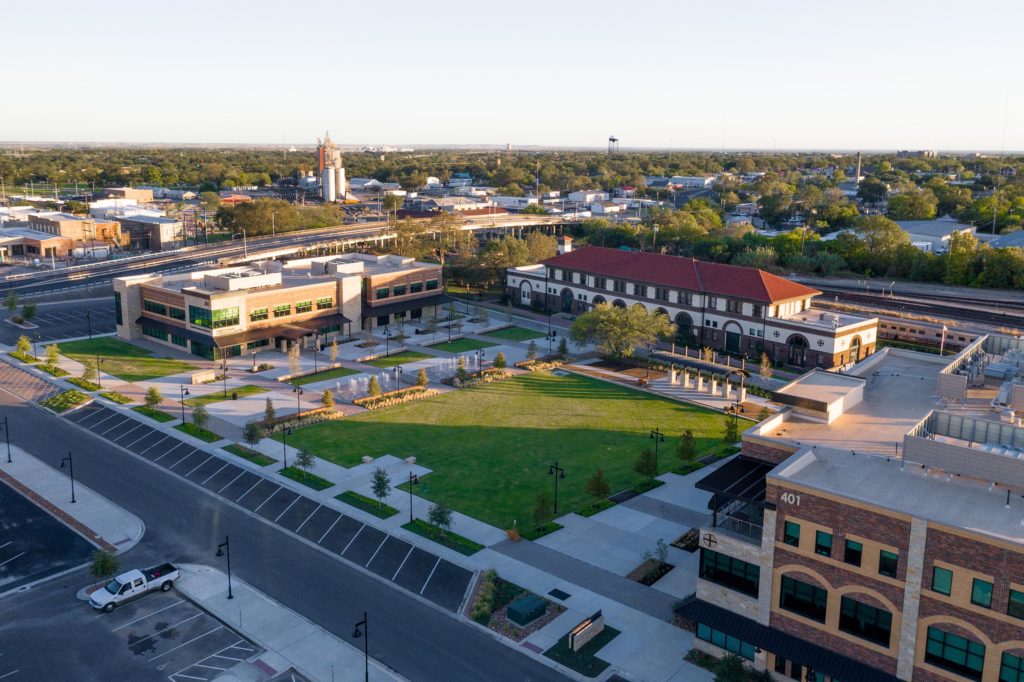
[0,393,567,682]
[0,299,115,345]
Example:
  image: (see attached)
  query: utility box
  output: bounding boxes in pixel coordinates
[507,594,546,626]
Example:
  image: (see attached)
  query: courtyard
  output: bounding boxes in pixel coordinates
[280,371,733,529]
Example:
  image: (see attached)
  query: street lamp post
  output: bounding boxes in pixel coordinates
[282,427,293,469]
[649,428,665,470]
[393,365,403,386]
[0,416,11,463]
[548,460,566,515]
[351,612,369,682]
[179,386,190,422]
[221,359,229,397]
[86,310,93,340]
[293,386,303,419]
[32,334,39,360]
[408,471,419,524]
[95,355,103,389]
[215,535,233,599]
[384,325,391,357]
[313,332,319,373]
[251,350,257,372]
[59,452,76,503]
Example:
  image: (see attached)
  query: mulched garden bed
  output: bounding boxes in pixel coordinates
[626,559,675,586]
[672,528,700,552]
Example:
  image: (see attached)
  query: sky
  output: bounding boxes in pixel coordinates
[2,0,1023,151]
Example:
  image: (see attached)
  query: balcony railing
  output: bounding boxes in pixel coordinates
[715,513,764,544]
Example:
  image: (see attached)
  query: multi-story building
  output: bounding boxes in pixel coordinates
[678,334,1024,682]
[118,215,185,251]
[28,212,125,249]
[506,245,878,369]
[114,253,444,359]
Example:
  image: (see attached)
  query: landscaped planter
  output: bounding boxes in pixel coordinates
[627,559,675,586]
[354,386,438,410]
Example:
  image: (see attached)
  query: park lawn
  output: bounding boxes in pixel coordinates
[291,366,360,386]
[363,351,432,368]
[184,384,268,407]
[428,338,497,353]
[483,326,545,342]
[282,372,739,529]
[59,337,196,382]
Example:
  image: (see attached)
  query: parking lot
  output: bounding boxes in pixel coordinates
[0,299,115,346]
[0,360,61,403]
[67,402,474,613]
[0,476,95,595]
[102,591,263,681]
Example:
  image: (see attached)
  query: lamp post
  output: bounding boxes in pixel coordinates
[0,416,11,463]
[408,471,419,524]
[351,612,369,682]
[281,427,292,468]
[725,368,749,417]
[546,329,556,358]
[86,310,93,340]
[251,350,257,372]
[95,355,103,389]
[548,460,566,515]
[221,358,229,397]
[179,386,190,423]
[313,332,320,373]
[215,535,233,599]
[475,349,486,370]
[293,386,303,419]
[393,365,404,386]
[384,325,391,357]
[650,428,665,470]
[59,452,76,503]
[32,334,39,360]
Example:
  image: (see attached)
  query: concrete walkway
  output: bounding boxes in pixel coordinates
[175,564,403,682]
[0,444,144,554]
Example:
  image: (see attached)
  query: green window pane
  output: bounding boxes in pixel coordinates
[783,521,800,546]
[879,550,898,577]
[815,530,832,556]
[932,566,953,595]
[971,578,993,608]
[1009,589,1024,619]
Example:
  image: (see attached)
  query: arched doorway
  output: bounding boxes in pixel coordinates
[675,312,694,345]
[723,321,743,354]
[787,335,808,367]
[519,280,533,306]
[560,288,574,314]
[850,336,862,362]
[612,299,627,309]
[592,295,607,307]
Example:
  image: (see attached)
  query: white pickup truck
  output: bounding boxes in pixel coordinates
[90,563,180,612]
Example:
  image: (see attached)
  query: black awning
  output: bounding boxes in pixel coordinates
[696,455,774,509]
[136,316,211,346]
[364,293,449,317]
[676,598,901,682]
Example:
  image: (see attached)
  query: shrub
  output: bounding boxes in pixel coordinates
[354,386,438,410]
[493,352,507,369]
[367,375,381,397]
[15,335,31,355]
[322,388,335,408]
[416,367,429,386]
[678,429,696,462]
[242,420,265,450]
[585,468,611,501]
[192,404,209,429]
[144,386,163,408]
[45,343,60,367]
[263,397,276,426]
[90,550,119,580]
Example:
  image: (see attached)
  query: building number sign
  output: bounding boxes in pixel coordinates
[779,492,801,506]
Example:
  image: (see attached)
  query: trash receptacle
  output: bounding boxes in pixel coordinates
[232,391,238,400]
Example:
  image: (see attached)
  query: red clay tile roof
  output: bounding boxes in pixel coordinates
[541,246,820,304]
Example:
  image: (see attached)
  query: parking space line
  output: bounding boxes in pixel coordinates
[210,654,244,662]
[253,487,280,513]
[217,470,246,494]
[392,546,415,580]
[130,614,204,649]
[124,430,156,449]
[153,443,190,464]
[365,535,388,566]
[231,477,260,501]
[317,514,342,544]
[169,450,202,470]
[192,663,226,671]
[0,552,25,567]
[150,625,224,661]
[97,417,130,436]
[112,423,143,442]
[85,412,119,430]
[294,505,321,533]
[273,496,300,523]
[419,557,443,595]
[200,462,229,486]
[0,541,10,549]
[112,599,185,630]
[138,434,170,456]
[341,525,364,555]
[170,674,206,681]
[0,671,20,679]
[185,456,213,477]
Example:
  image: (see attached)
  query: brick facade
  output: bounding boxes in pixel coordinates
[742,439,799,465]
[770,610,900,675]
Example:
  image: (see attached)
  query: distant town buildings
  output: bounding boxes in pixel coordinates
[895,216,976,253]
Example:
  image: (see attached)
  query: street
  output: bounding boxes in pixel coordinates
[0,391,567,682]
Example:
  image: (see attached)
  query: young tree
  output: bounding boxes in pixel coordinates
[287,343,301,375]
[557,337,569,358]
[634,447,658,480]
[526,340,538,361]
[456,356,468,383]
[81,358,98,384]
[145,386,163,408]
[757,407,772,422]
[20,303,36,322]
[45,343,60,367]
[90,550,119,580]
[585,468,611,502]
[714,654,748,682]
[477,306,490,327]
[533,491,553,526]
[677,429,696,463]
[329,340,339,365]
[367,375,382,397]
[371,466,391,507]
[416,367,429,386]
[242,420,265,452]
[192,404,210,430]
[702,346,715,363]
[294,448,316,478]
[428,500,454,537]
[4,290,17,316]
[322,388,335,408]
[723,415,739,443]
[426,314,439,341]
[493,351,507,369]
[15,335,31,356]
[759,352,773,387]
[570,303,675,363]
[262,397,276,427]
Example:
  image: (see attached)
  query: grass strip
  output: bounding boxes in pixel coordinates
[99,391,133,405]
[290,366,360,386]
[174,422,222,443]
[183,384,268,407]
[40,389,90,413]
[66,377,100,391]
[335,490,399,519]
[280,466,333,491]
[223,444,276,466]
[132,405,175,422]
[402,518,484,556]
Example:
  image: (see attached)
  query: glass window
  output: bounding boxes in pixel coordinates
[249,308,269,322]
[114,291,122,325]
[694,622,755,661]
[931,566,953,596]
[294,300,313,314]
[699,548,760,597]
[410,282,423,294]
[971,578,993,608]
[316,297,333,310]
[410,308,422,319]
[879,550,898,578]
[189,305,211,328]
[393,284,407,296]
[170,334,187,347]
[142,324,165,340]
[839,596,892,647]
[1001,652,1024,682]
[783,521,800,547]
[273,304,291,318]
[426,279,439,291]
[844,539,863,566]
[376,287,390,299]
[211,307,239,329]
[143,299,167,316]
[925,626,985,681]
[779,575,827,623]
[376,315,388,326]
[1009,589,1024,620]
[168,306,186,320]
[815,531,833,557]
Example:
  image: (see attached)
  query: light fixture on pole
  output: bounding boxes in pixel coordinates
[293,386,304,419]
[282,427,293,469]
[650,428,665,470]
[215,535,233,599]
[548,460,566,515]
[351,612,369,682]
[179,386,190,423]
[408,471,419,524]
[0,416,11,463]
[59,452,76,503]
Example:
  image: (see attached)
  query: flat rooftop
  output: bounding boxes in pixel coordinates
[771,446,1024,548]
[761,350,947,454]
[775,370,863,407]
[780,307,875,331]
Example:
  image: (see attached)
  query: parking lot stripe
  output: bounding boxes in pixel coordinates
[209,654,244,662]
[150,625,224,661]
[232,478,261,502]
[124,429,157,449]
[170,674,205,681]
[217,471,246,494]
[294,505,321,533]
[112,599,185,631]
[112,423,144,442]
[419,557,442,595]
[253,487,280,513]
[0,552,25,567]
[273,496,300,523]
[317,514,342,544]
[200,462,229,486]
[392,545,415,580]
[137,434,170,456]
[128,613,203,648]
[341,524,364,555]
[185,456,213,477]
[0,541,10,549]
[192,663,227,671]
[86,412,119,430]
[365,535,388,566]
[97,417,129,436]
[0,670,20,679]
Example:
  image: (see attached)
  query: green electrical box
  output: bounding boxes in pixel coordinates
[507,594,546,626]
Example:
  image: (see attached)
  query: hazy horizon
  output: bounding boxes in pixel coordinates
[3,0,1021,151]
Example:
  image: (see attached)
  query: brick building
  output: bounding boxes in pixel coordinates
[506,245,878,369]
[678,335,1024,682]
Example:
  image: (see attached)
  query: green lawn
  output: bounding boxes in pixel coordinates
[133,405,176,422]
[59,337,196,382]
[428,338,497,353]
[281,372,737,528]
[544,626,621,677]
[279,466,333,491]
[184,384,268,407]
[402,519,484,556]
[99,391,134,405]
[40,390,90,413]
[484,326,545,342]
[291,366,360,386]
[175,422,222,442]
[363,351,432,368]
[335,490,399,519]
[223,444,276,466]
[66,377,100,391]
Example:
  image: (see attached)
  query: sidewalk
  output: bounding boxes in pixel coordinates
[175,564,403,682]
[0,444,144,554]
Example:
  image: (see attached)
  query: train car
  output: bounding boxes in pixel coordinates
[877,318,980,353]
